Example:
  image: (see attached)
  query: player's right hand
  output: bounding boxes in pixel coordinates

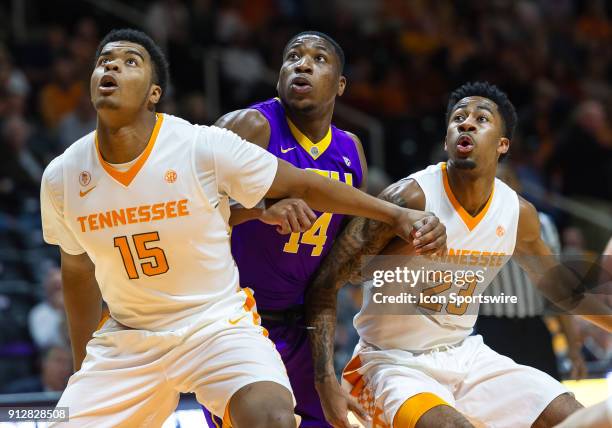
[393,209,447,255]
[316,377,370,428]
[411,212,447,255]
[259,198,317,234]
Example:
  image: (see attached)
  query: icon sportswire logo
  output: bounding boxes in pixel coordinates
[79,186,96,197]
[280,146,296,154]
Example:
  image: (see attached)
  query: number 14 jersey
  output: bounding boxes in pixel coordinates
[230,98,363,310]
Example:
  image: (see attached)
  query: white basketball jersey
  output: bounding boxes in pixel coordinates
[354,162,520,351]
[41,114,277,331]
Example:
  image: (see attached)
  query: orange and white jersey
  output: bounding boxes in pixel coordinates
[41,113,278,331]
[354,162,520,351]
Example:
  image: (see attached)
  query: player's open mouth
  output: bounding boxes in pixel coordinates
[290,76,313,94]
[99,75,119,94]
[456,135,474,154]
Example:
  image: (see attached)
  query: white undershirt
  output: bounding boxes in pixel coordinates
[107,156,139,172]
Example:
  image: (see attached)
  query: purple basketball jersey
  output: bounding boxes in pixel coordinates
[231,98,363,310]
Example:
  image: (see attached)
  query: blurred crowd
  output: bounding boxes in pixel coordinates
[0,0,609,393]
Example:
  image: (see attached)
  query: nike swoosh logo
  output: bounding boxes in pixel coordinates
[280,146,296,153]
[228,315,247,325]
[79,186,96,197]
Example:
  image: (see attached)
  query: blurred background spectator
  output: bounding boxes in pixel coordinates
[28,266,68,350]
[0,0,609,402]
[0,346,72,394]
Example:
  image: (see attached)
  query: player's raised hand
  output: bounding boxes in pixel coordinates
[316,377,369,428]
[259,198,318,234]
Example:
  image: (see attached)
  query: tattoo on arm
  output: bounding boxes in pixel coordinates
[306,187,407,382]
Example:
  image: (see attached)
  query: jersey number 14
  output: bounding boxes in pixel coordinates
[282,213,332,257]
[281,169,353,257]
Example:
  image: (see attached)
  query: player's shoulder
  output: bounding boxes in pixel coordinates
[516,195,540,241]
[63,129,96,155]
[517,194,538,219]
[162,112,193,125]
[250,97,281,110]
[213,108,271,149]
[338,129,365,161]
[214,108,269,131]
[378,163,444,210]
[158,114,212,154]
[44,130,95,181]
[195,125,258,156]
[341,130,364,151]
[493,176,517,197]
[199,124,243,140]
[159,113,202,138]
[408,162,443,181]
[41,152,67,209]
[42,153,65,187]
[377,177,426,210]
[492,176,520,214]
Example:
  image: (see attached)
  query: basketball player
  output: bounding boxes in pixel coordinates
[40,29,445,427]
[202,31,374,427]
[306,82,611,428]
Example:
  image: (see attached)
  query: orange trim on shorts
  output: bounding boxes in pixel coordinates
[237,288,267,336]
[95,113,164,187]
[95,307,110,331]
[393,392,450,428]
[222,403,232,428]
[242,288,256,312]
[242,287,265,329]
[342,355,366,398]
[441,162,494,231]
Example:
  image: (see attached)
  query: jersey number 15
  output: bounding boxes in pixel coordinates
[114,232,169,279]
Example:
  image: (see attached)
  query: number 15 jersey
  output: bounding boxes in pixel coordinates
[41,114,278,332]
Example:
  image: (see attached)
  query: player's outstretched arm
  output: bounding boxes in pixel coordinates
[304,180,440,428]
[215,109,316,232]
[267,160,445,246]
[60,250,103,371]
[514,197,612,332]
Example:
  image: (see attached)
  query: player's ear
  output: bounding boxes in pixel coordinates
[149,84,162,105]
[498,137,510,155]
[443,138,448,152]
[337,75,346,97]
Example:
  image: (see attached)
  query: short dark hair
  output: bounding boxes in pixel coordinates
[283,31,345,73]
[95,28,169,99]
[446,81,517,139]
